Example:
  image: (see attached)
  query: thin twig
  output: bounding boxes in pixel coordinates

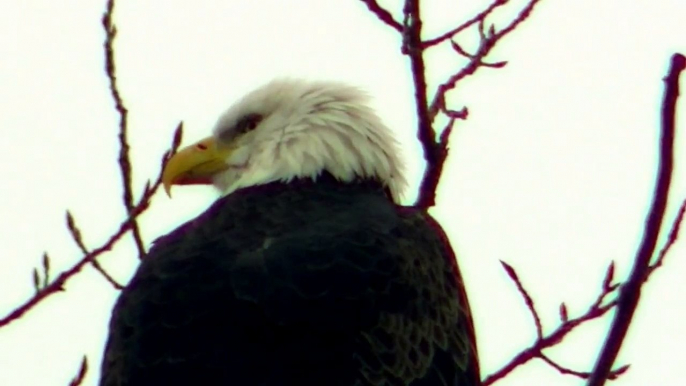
[0,203,144,328]
[495,0,544,37]
[66,211,124,290]
[68,356,88,386]
[102,0,146,259]
[649,198,686,273]
[450,39,507,68]
[539,354,589,379]
[359,0,544,210]
[0,123,183,328]
[429,0,545,119]
[489,192,686,385]
[587,53,686,386]
[484,268,621,385]
[401,0,441,209]
[357,0,402,32]
[422,0,509,48]
[41,252,50,288]
[500,261,543,339]
[539,354,628,381]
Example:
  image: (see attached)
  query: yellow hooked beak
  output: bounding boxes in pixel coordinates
[162,137,234,197]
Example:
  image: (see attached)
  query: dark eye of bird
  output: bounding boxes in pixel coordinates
[235,113,263,134]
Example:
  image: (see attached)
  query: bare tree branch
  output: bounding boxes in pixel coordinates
[449,39,507,69]
[649,198,686,273]
[66,211,124,289]
[2,197,144,328]
[67,356,88,386]
[484,262,623,385]
[500,261,542,339]
[489,189,686,385]
[360,1,545,209]
[429,0,545,120]
[587,52,686,386]
[540,353,628,381]
[415,0,544,208]
[360,4,685,386]
[102,0,146,259]
[357,0,402,32]
[2,1,678,384]
[0,123,183,329]
[400,0,440,208]
[422,0,509,49]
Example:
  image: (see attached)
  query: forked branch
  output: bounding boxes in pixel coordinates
[361,2,686,385]
[0,122,183,329]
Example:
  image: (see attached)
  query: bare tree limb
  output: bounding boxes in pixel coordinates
[500,261,542,339]
[649,198,686,273]
[360,1,544,210]
[357,3,683,386]
[357,0,402,32]
[68,356,88,386]
[400,0,439,208]
[102,0,146,260]
[429,0,545,120]
[587,52,686,386]
[489,191,686,384]
[487,54,686,385]
[484,262,623,385]
[539,353,628,381]
[0,123,183,329]
[3,0,676,383]
[66,211,124,290]
[417,0,544,208]
[1,198,145,328]
[422,0,509,49]
[450,39,507,69]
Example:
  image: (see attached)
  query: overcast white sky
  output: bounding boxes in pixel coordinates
[0,0,684,385]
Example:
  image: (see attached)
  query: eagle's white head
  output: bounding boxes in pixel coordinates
[162,79,406,202]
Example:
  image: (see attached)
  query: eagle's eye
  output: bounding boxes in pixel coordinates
[219,113,264,143]
[235,113,263,134]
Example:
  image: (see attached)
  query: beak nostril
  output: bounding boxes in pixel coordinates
[197,143,208,150]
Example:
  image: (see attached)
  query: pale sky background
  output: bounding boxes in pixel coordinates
[0,0,684,385]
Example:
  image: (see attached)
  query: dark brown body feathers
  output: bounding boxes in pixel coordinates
[100,175,479,385]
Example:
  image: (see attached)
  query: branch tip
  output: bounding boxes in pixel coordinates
[68,356,88,386]
[559,303,568,323]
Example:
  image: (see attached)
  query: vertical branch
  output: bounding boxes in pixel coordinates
[102,0,146,258]
[360,1,544,209]
[403,0,432,145]
[402,0,439,208]
[587,53,686,386]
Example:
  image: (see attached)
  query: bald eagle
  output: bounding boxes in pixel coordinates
[99,79,480,386]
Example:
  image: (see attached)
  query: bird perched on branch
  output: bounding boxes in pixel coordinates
[99,79,480,386]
